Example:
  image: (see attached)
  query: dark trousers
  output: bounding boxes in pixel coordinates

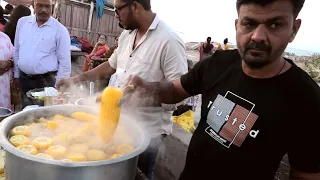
[138,134,166,180]
[19,71,56,108]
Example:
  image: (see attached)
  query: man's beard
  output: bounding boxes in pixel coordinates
[242,42,272,69]
[118,22,124,29]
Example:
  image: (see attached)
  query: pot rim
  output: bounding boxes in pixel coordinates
[0,107,12,118]
[0,105,150,167]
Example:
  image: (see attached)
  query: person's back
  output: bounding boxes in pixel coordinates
[200,37,213,60]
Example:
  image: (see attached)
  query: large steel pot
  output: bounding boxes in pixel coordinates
[0,107,12,121]
[0,105,150,180]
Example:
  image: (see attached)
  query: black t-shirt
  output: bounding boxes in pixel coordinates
[179,50,320,180]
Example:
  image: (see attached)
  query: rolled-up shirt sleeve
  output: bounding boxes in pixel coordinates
[108,48,118,69]
[13,18,23,78]
[55,26,71,83]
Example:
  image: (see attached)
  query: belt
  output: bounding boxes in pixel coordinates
[21,71,57,79]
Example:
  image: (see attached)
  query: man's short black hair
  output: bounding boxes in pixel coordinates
[236,0,305,18]
[5,4,13,10]
[125,0,151,11]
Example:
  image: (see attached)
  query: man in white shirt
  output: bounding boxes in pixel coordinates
[13,0,71,108]
[56,0,188,178]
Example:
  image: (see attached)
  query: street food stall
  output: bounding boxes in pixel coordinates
[0,1,150,179]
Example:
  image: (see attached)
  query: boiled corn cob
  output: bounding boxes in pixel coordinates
[86,149,107,161]
[17,145,38,155]
[9,135,30,147]
[11,125,30,136]
[46,145,67,159]
[46,121,59,130]
[32,137,53,150]
[99,86,123,142]
[35,153,53,160]
[71,112,98,122]
[66,153,87,162]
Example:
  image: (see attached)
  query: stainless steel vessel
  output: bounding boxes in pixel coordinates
[0,107,12,121]
[0,105,150,180]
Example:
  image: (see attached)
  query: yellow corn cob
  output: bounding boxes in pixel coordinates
[9,135,30,147]
[110,153,122,159]
[32,137,53,150]
[46,121,59,130]
[71,112,98,122]
[17,145,38,155]
[52,132,70,146]
[11,125,30,136]
[46,145,67,159]
[51,115,73,121]
[86,149,107,161]
[66,153,87,162]
[99,86,123,142]
[35,153,53,160]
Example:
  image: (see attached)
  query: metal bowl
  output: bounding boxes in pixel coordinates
[0,107,12,121]
[0,105,150,180]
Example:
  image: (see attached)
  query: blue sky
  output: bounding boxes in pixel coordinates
[152,0,320,53]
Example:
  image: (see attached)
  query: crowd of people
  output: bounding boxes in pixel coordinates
[0,0,320,180]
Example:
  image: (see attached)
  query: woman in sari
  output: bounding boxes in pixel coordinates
[82,35,109,72]
[0,32,14,109]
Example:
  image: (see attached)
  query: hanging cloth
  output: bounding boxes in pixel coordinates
[96,0,107,19]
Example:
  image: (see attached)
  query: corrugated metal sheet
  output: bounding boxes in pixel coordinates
[56,0,122,46]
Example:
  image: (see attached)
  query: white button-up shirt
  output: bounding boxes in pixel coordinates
[13,16,71,83]
[109,15,188,137]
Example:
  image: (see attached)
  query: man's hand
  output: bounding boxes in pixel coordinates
[124,75,161,107]
[13,78,20,91]
[55,76,80,90]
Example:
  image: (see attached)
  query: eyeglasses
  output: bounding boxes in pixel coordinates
[114,2,133,15]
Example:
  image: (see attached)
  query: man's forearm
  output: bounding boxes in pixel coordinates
[146,81,181,104]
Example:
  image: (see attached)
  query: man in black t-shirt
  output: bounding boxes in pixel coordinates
[125,0,320,179]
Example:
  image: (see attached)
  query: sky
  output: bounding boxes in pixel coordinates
[151,0,320,53]
[1,0,319,53]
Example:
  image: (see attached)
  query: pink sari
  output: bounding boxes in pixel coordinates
[0,32,14,110]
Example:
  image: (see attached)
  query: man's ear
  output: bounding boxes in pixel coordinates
[131,1,140,14]
[235,19,238,31]
[289,19,301,42]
